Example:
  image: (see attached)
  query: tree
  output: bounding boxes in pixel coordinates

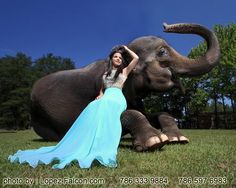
[185,23,236,128]
[33,53,75,77]
[0,53,75,130]
[0,53,34,129]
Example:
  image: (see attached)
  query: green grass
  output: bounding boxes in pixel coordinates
[0,129,235,187]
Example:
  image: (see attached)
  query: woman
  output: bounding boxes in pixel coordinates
[8,45,139,169]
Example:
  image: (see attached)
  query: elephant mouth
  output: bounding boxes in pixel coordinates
[146,63,185,94]
[158,59,186,94]
[168,67,185,94]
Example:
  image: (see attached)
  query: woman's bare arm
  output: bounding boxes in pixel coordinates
[122,45,139,76]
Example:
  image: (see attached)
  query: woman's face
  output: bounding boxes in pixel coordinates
[112,52,123,67]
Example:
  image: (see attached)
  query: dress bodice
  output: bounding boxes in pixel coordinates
[102,69,127,89]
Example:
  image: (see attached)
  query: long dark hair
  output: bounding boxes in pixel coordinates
[105,45,129,79]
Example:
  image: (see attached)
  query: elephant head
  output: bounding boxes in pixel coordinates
[126,23,220,93]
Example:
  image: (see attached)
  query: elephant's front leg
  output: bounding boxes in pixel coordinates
[121,110,169,152]
[147,112,189,143]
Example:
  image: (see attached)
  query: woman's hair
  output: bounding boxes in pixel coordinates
[105,45,129,79]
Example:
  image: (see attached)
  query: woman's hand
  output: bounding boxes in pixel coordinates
[122,45,129,51]
[96,93,103,100]
[96,87,104,99]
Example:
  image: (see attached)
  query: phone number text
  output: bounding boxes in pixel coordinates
[119,177,168,185]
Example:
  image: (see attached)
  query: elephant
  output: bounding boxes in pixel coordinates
[30,23,220,152]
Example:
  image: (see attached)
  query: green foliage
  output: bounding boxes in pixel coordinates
[187,88,209,113]
[206,100,232,113]
[0,53,33,129]
[144,93,162,113]
[144,90,185,118]
[33,53,75,77]
[0,88,31,129]
[0,53,75,129]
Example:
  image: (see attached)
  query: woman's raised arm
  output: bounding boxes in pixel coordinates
[122,45,139,76]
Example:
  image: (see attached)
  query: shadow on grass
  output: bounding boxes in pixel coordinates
[0,131,17,134]
[121,137,132,142]
[119,137,168,152]
[119,143,168,152]
[31,138,58,142]
[120,137,133,149]
[119,144,133,150]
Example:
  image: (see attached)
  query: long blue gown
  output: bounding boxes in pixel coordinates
[8,82,127,169]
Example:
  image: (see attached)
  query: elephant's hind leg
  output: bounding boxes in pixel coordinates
[30,101,62,141]
[32,123,61,141]
[31,120,61,141]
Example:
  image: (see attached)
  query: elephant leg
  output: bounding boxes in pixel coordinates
[121,110,169,152]
[149,112,189,144]
[31,120,61,141]
[30,102,63,141]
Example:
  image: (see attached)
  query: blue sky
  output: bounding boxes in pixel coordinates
[0,0,235,68]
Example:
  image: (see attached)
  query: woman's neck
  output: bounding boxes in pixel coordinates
[112,65,118,70]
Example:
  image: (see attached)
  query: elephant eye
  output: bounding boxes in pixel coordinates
[157,47,168,57]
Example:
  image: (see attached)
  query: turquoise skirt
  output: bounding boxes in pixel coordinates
[8,87,127,169]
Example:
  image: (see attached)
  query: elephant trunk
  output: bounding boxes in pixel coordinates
[163,23,220,76]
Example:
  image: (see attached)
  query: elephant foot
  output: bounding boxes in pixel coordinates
[121,110,169,152]
[158,113,189,144]
[162,126,189,144]
[134,132,169,152]
[162,127,189,144]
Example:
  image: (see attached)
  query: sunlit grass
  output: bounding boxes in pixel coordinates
[0,129,235,187]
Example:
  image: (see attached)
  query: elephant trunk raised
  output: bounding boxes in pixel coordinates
[163,23,220,76]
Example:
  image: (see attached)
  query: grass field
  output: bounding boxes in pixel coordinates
[0,129,235,187]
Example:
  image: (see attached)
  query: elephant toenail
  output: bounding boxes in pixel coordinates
[161,134,168,142]
[179,136,189,142]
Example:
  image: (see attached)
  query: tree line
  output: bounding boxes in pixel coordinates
[0,23,235,130]
[0,53,75,129]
